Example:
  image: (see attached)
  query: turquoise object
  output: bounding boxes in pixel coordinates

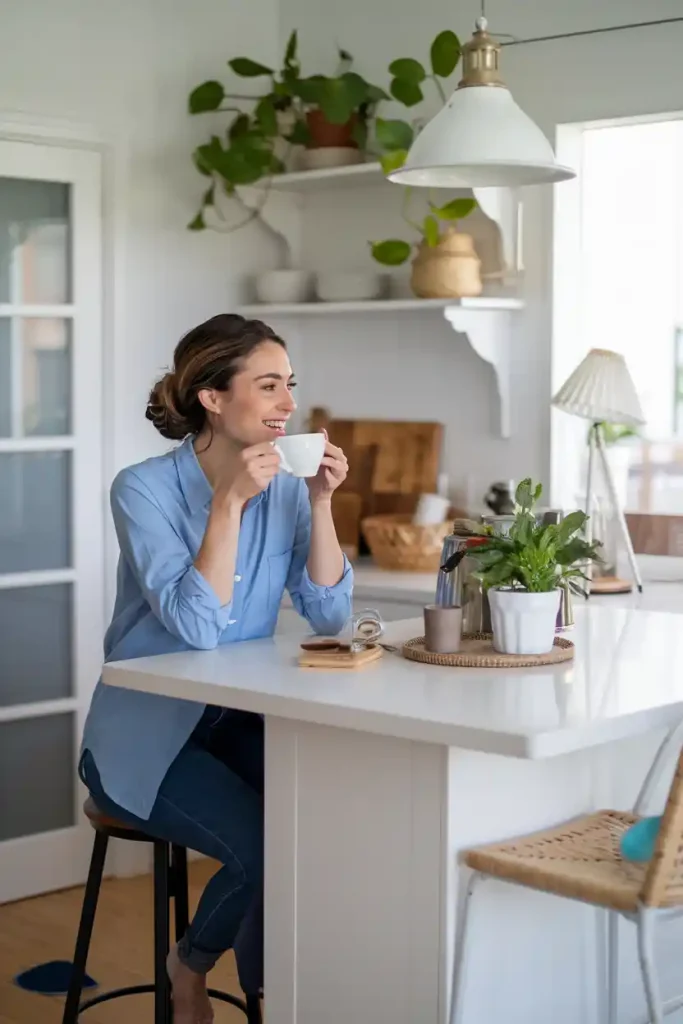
[620,816,662,862]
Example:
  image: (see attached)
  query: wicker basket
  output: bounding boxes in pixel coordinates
[361,514,450,572]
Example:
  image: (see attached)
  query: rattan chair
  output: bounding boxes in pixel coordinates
[449,720,683,1024]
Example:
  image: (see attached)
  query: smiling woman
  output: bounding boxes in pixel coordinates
[77,312,352,1024]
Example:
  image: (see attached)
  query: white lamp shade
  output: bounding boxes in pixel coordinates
[387,86,575,188]
[552,348,645,427]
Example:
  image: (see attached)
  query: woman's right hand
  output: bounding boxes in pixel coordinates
[215,442,281,510]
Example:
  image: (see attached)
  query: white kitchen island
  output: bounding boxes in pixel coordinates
[103,606,683,1024]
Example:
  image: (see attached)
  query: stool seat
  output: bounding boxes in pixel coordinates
[83,797,151,842]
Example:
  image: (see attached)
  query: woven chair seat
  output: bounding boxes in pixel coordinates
[464,810,657,912]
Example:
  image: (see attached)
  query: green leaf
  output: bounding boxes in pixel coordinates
[317,72,370,123]
[284,30,298,68]
[430,197,477,221]
[188,210,205,231]
[390,77,424,107]
[291,75,326,105]
[423,215,440,247]
[430,30,461,77]
[228,57,273,77]
[285,119,311,145]
[351,119,368,149]
[366,83,390,103]
[255,97,278,136]
[202,184,215,207]
[515,478,539,512]
[189,80,225,114]
[228,114,251,139]
[388,58,426,84]
[193,135,224,176]
[370,239,412,266]
[380,149,408,174]
[375,117,414,151]
[555,509,587,546]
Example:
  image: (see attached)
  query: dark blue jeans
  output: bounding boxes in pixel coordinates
[80,707,264,989]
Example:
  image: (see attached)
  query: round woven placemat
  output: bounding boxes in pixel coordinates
[402,632,575,668]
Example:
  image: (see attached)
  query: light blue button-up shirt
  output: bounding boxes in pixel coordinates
[82,436,353,819]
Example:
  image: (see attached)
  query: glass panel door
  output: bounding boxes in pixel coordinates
[0,140,104,901]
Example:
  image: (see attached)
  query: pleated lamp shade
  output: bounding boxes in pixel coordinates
[552,348,645,427]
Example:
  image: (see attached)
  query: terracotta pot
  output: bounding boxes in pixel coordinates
[410,229,483,299]
[306,109,359,149]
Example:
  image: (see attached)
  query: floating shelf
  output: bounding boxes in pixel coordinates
[266,161,385,194]
[237,296,522,316]
[238,296,523,439]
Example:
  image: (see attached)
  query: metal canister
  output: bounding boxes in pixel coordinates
[435,530,491,633]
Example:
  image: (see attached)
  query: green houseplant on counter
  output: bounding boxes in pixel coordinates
[465,479,601,655]
[187,31,388,231]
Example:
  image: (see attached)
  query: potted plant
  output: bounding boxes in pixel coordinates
[466,479,601,656]
[187,32,388,231]
[370,193,480,298]
[367,30,482,298]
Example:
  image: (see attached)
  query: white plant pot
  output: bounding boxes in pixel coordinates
[489,588,561,656]
[253,269,312,305]
[315,270,384,302]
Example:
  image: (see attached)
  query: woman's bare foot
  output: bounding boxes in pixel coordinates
[167,944,214,1024]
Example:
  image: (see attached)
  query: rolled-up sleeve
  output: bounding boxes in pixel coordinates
[111,470,232,650]
[286,483,354,636]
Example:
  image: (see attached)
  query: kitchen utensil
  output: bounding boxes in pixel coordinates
[436,527,491,633]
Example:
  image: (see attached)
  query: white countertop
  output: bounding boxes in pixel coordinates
[103,605,683,759]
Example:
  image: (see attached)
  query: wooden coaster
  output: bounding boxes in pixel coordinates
[590,576,633,595]
[298,641,384,670]
[402,632,574,669]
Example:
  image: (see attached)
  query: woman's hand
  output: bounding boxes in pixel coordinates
[307,429,348,504]
[214,442,281,510]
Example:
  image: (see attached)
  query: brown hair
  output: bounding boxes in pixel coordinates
[146,313,286,440]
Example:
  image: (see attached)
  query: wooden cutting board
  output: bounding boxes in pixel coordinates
[298,641,384,670]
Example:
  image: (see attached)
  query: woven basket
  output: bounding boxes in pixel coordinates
[361,514,450,572]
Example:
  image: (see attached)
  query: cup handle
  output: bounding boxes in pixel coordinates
[273,443,292,474]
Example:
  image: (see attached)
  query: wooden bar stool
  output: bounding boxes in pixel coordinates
[449,722,683,1024]
[61,797,262,1024]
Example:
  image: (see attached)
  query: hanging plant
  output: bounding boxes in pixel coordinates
[187,32,388,233]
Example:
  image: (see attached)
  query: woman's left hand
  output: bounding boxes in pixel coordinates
[308,429,348,503]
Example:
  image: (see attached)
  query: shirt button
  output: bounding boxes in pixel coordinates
[234,574,242,582]
[228,619,237,625]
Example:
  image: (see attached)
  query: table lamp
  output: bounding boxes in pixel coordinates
[552,348,645,593]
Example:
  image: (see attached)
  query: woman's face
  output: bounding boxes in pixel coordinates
[201,340,297,447]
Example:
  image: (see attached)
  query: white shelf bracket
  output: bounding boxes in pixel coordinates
[443,306,513,439]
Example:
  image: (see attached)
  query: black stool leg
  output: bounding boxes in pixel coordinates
[171,844,190,940]
[246,992,263,1024]
[62,830,109,1024]
[153,841,172,1024]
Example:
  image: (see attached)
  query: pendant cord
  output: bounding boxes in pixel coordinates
[500,15,683,48]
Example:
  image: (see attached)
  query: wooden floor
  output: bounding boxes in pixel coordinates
[0,860,248,1023]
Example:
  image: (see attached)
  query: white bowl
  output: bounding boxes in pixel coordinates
[298,147,364,171]
[254,270,312,305]
[315,271,384,303]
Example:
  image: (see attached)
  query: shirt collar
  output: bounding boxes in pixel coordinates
[174,436,267,515]
[174,437,213,515]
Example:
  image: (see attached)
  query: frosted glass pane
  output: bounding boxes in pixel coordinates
[0,452,71,572]
[0,584,72,707]
[0,318,9,436]
[0,713,75,841]
[0,178,70,304]
[22,318,71,435]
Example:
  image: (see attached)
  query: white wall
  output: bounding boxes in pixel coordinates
[272,0,683,508]
[0,0,280,601]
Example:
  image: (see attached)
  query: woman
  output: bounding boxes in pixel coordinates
[80,313,352,1024]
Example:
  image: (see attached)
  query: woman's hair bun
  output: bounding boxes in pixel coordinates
[145,371,192,440]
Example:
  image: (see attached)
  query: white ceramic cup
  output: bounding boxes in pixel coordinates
[413,493,451,526]
[274,433,326,478]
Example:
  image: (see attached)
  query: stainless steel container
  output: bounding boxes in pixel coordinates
[435,530,491,633]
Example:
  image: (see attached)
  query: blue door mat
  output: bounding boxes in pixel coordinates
[13,961,98,996]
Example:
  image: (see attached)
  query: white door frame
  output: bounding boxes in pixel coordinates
[0,136,106,902]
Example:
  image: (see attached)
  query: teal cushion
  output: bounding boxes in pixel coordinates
[620,816,662,862]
